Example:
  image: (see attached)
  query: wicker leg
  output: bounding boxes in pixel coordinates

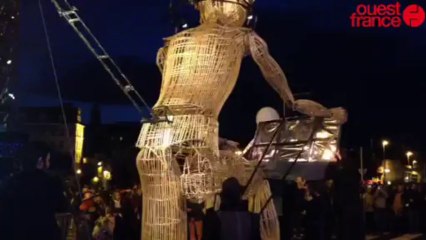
[249,180,280,240]
[137,147,187,240]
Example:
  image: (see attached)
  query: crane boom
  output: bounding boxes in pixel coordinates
[49,0,156,120]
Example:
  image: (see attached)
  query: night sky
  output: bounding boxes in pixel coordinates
[18,0,426,161]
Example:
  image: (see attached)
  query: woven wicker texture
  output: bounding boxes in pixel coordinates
[134,1,333,239]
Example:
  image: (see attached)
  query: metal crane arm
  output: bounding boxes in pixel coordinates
[49,0,157,121]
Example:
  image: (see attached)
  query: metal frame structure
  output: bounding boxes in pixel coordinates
[49,0,156,120]
[245,112,344,179]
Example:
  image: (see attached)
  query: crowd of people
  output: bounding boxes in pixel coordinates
[76,177,362,240]
[71,186,142,240]
[1,145,425,240]
[363,183,426,236]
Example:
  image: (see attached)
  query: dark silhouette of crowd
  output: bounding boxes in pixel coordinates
[363,182,426,237]
[75,186,142,240]
[0,146,68,240]
[1,145,425,240]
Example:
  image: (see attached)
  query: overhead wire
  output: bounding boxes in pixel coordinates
[38,0,83,210]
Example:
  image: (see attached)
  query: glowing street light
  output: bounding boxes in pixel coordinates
[93,176,99,183]
[382,139,389,182]
[406,151,413,164]
[103,170,112,180]
[382,140,389,147]
[97,161,102,166]
[76,169,82,175]
[382,140,389,159]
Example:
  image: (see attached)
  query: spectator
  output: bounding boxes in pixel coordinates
[187,200,204,240]
[218,177,261,240]
[304,181,326,240]
[280,181,299,240]
[374,185,388,234]
[392,184,405,234]
[323,180,335,240]
[418,184,426,236]
[112,190,121,211]
[114,190,139,240]
[405,183,420,233]
[363,186,375,233]
[92,207,115,240]
[333,150,364,240]
[132,185,143,239]
[0,147,68,240]
[203,195,221,240]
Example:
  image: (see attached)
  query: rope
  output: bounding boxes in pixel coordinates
[39,2,93,238]
[38,0,83,204]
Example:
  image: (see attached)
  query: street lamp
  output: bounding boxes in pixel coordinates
[406,151,413,165]
[382,140,389,158]
[382,140,389,182]
[103,170,112,180]
[93,176,99,183]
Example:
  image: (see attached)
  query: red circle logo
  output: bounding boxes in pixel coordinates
[403,4,425,28]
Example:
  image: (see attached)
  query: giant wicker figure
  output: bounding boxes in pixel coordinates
[135,0,339,239]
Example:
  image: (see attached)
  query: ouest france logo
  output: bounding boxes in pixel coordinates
[350,2,425,28]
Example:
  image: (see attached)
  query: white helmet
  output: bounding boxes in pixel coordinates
[256,107,280,124]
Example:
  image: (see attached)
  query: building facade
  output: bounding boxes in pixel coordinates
[19,105,85,164]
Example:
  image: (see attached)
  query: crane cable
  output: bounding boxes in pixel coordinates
[38,0,84,208]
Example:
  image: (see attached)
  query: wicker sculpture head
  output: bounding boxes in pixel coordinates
[193,0,254,27]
